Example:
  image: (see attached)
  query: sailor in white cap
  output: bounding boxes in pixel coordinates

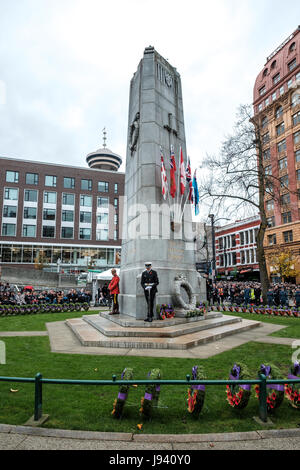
[141,262,159,322]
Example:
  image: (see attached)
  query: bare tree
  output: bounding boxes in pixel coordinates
[198,104,286,303]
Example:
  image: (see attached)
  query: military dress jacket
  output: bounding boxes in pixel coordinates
[141,269,159,293]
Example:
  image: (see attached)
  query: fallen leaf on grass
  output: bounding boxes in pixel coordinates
[137,424,143,430]
[10,389,19,393]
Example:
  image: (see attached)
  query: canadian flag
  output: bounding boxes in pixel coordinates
[160,147,168,200]
[180,147,186,195]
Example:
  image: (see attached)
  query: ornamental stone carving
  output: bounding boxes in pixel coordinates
[129,112,140,155]
[173,274,197,310]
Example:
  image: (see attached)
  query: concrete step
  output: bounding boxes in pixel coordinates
[65,316,261,350]
[82,313,242,338]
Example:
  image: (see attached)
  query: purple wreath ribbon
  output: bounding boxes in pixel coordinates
[229,364,251,391]
[144,393,152,401]
[267,384,284,391]
[118,392,127,400]
[191,366,205,391]
[156,386,161,392]
[260,364,284,391]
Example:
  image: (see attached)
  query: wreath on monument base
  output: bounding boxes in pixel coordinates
[187,365,206,417]
[140,369,161,419]
[226,363,251,409]
[285,362,300,410]
[157,304,175,320]
[112,368,134,419]
[255,364,284,412]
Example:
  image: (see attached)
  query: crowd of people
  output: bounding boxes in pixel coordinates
[207,281,300,308]
[0,282,92,305]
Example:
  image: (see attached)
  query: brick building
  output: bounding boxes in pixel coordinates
[0,143,124,273]
[215,216,261,280]
[253,25,300,282]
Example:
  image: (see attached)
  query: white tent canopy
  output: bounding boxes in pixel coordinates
[89,268,120,281]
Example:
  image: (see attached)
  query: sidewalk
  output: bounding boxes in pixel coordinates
[1,423,300,450]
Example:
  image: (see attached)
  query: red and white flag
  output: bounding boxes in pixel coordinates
[160,147,168,200]
[180,147,186,195]
[169,145,177,199]
[185,157,193,202]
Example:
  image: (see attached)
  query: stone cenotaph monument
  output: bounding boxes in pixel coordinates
[119,46,206,319]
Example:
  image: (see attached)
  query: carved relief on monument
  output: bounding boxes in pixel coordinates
[129,112,140,155]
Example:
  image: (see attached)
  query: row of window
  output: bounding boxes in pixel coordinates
[257,77,300,113]
[4,171,119,193]
[217,228,259,250]
[268,230,293,245]
[262,130,300,151]
[218,249,257,267]
[3,188,118,209]
[1,223,119,241]
[262,109,300,140]
[267,210,294,227]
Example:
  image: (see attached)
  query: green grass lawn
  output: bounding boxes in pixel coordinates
[0,309,103,331]
[223,310,300,339]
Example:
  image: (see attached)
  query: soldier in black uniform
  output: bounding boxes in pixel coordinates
[141,262,159,322]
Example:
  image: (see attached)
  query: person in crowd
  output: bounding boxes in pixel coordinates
[279,286,288,307]
[108,269,120,315]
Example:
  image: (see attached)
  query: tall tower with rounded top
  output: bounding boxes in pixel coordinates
[86,128,122,171]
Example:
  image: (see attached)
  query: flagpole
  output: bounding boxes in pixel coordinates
[179,190,190,223]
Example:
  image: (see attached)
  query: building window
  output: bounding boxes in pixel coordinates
[258,103,263,112]
[283,230,293,243]
[297,169,300,180]
[273,73,280,85]
[80,211,92,223]
[6,171,19,183]
[81,179,92,191]
[45,175,57,187]
[64,177,75,189]
[43,209,56,221]
[276,122,285,136]
[280,193,290,205]
[2,223,16,236]
[239,232,244,245]
[22,225,36,237]
[80,195,92,207]
[280,174,289,188]
[293,111,300,126]
[265,97,269,107]
[266,200,274,211]
[96,229,108,241]
[114,183,118,194]
[263,148,270,161]
[23,207,37,219]
[3,205,17,218]
[259,86,266,96]
[289,42,296,53]
[114,214,118,225]
[288,58,297,72]
[271,60,277,69]
[267,217,275,228]
[26,173,39,185]
[114,230,118,241]
[262,132,270,145]
[268,234,276,246]
[98,181,109,193]
[282,212,292,224]
[61,227,74,239]
[292,91,300,108]
[62,210,74,222]
[296,149,300,162]
[279,86,285,95]
[231,234,236,247]
[44,191,56,204]
[24,189,37,202]
[62,193,75,206]
[272,91,277,101]
[275,106,283,119]
[278,157,288,170]
[42,226,55,238]
[4,188,18,200]
[79,228,91,240]
[97,197,109,209]
[294,131,300,145]
[97,213,108,224]
[264,165,272,176]
[277,139,286,153]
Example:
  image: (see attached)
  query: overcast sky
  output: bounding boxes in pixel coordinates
[0,0,299,181]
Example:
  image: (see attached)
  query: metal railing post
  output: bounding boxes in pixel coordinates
[34,373,43,421]
[259,374,267,423]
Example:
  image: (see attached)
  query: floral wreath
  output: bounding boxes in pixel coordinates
[285,362,300,410]
[159,304,175,320]
[226,363,251,409]
[255,364,284,412]
[140,369,161,419]
[187,365,206,417]
[112,367,133,419]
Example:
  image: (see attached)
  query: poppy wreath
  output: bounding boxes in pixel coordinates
[226,363,252,409]
[187,365,206,417]
[285,362,300,410]
[255,364,285,412]
[159,304,175,320]
[140,369,161,419]
[112,367,134,419]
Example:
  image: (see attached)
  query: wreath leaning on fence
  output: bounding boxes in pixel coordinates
[255,364,285,412]
[112,368,134,419]
[187,365,206,417]
[226,363,252,409]
[140,369,161,419]
[285,362,300,410]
